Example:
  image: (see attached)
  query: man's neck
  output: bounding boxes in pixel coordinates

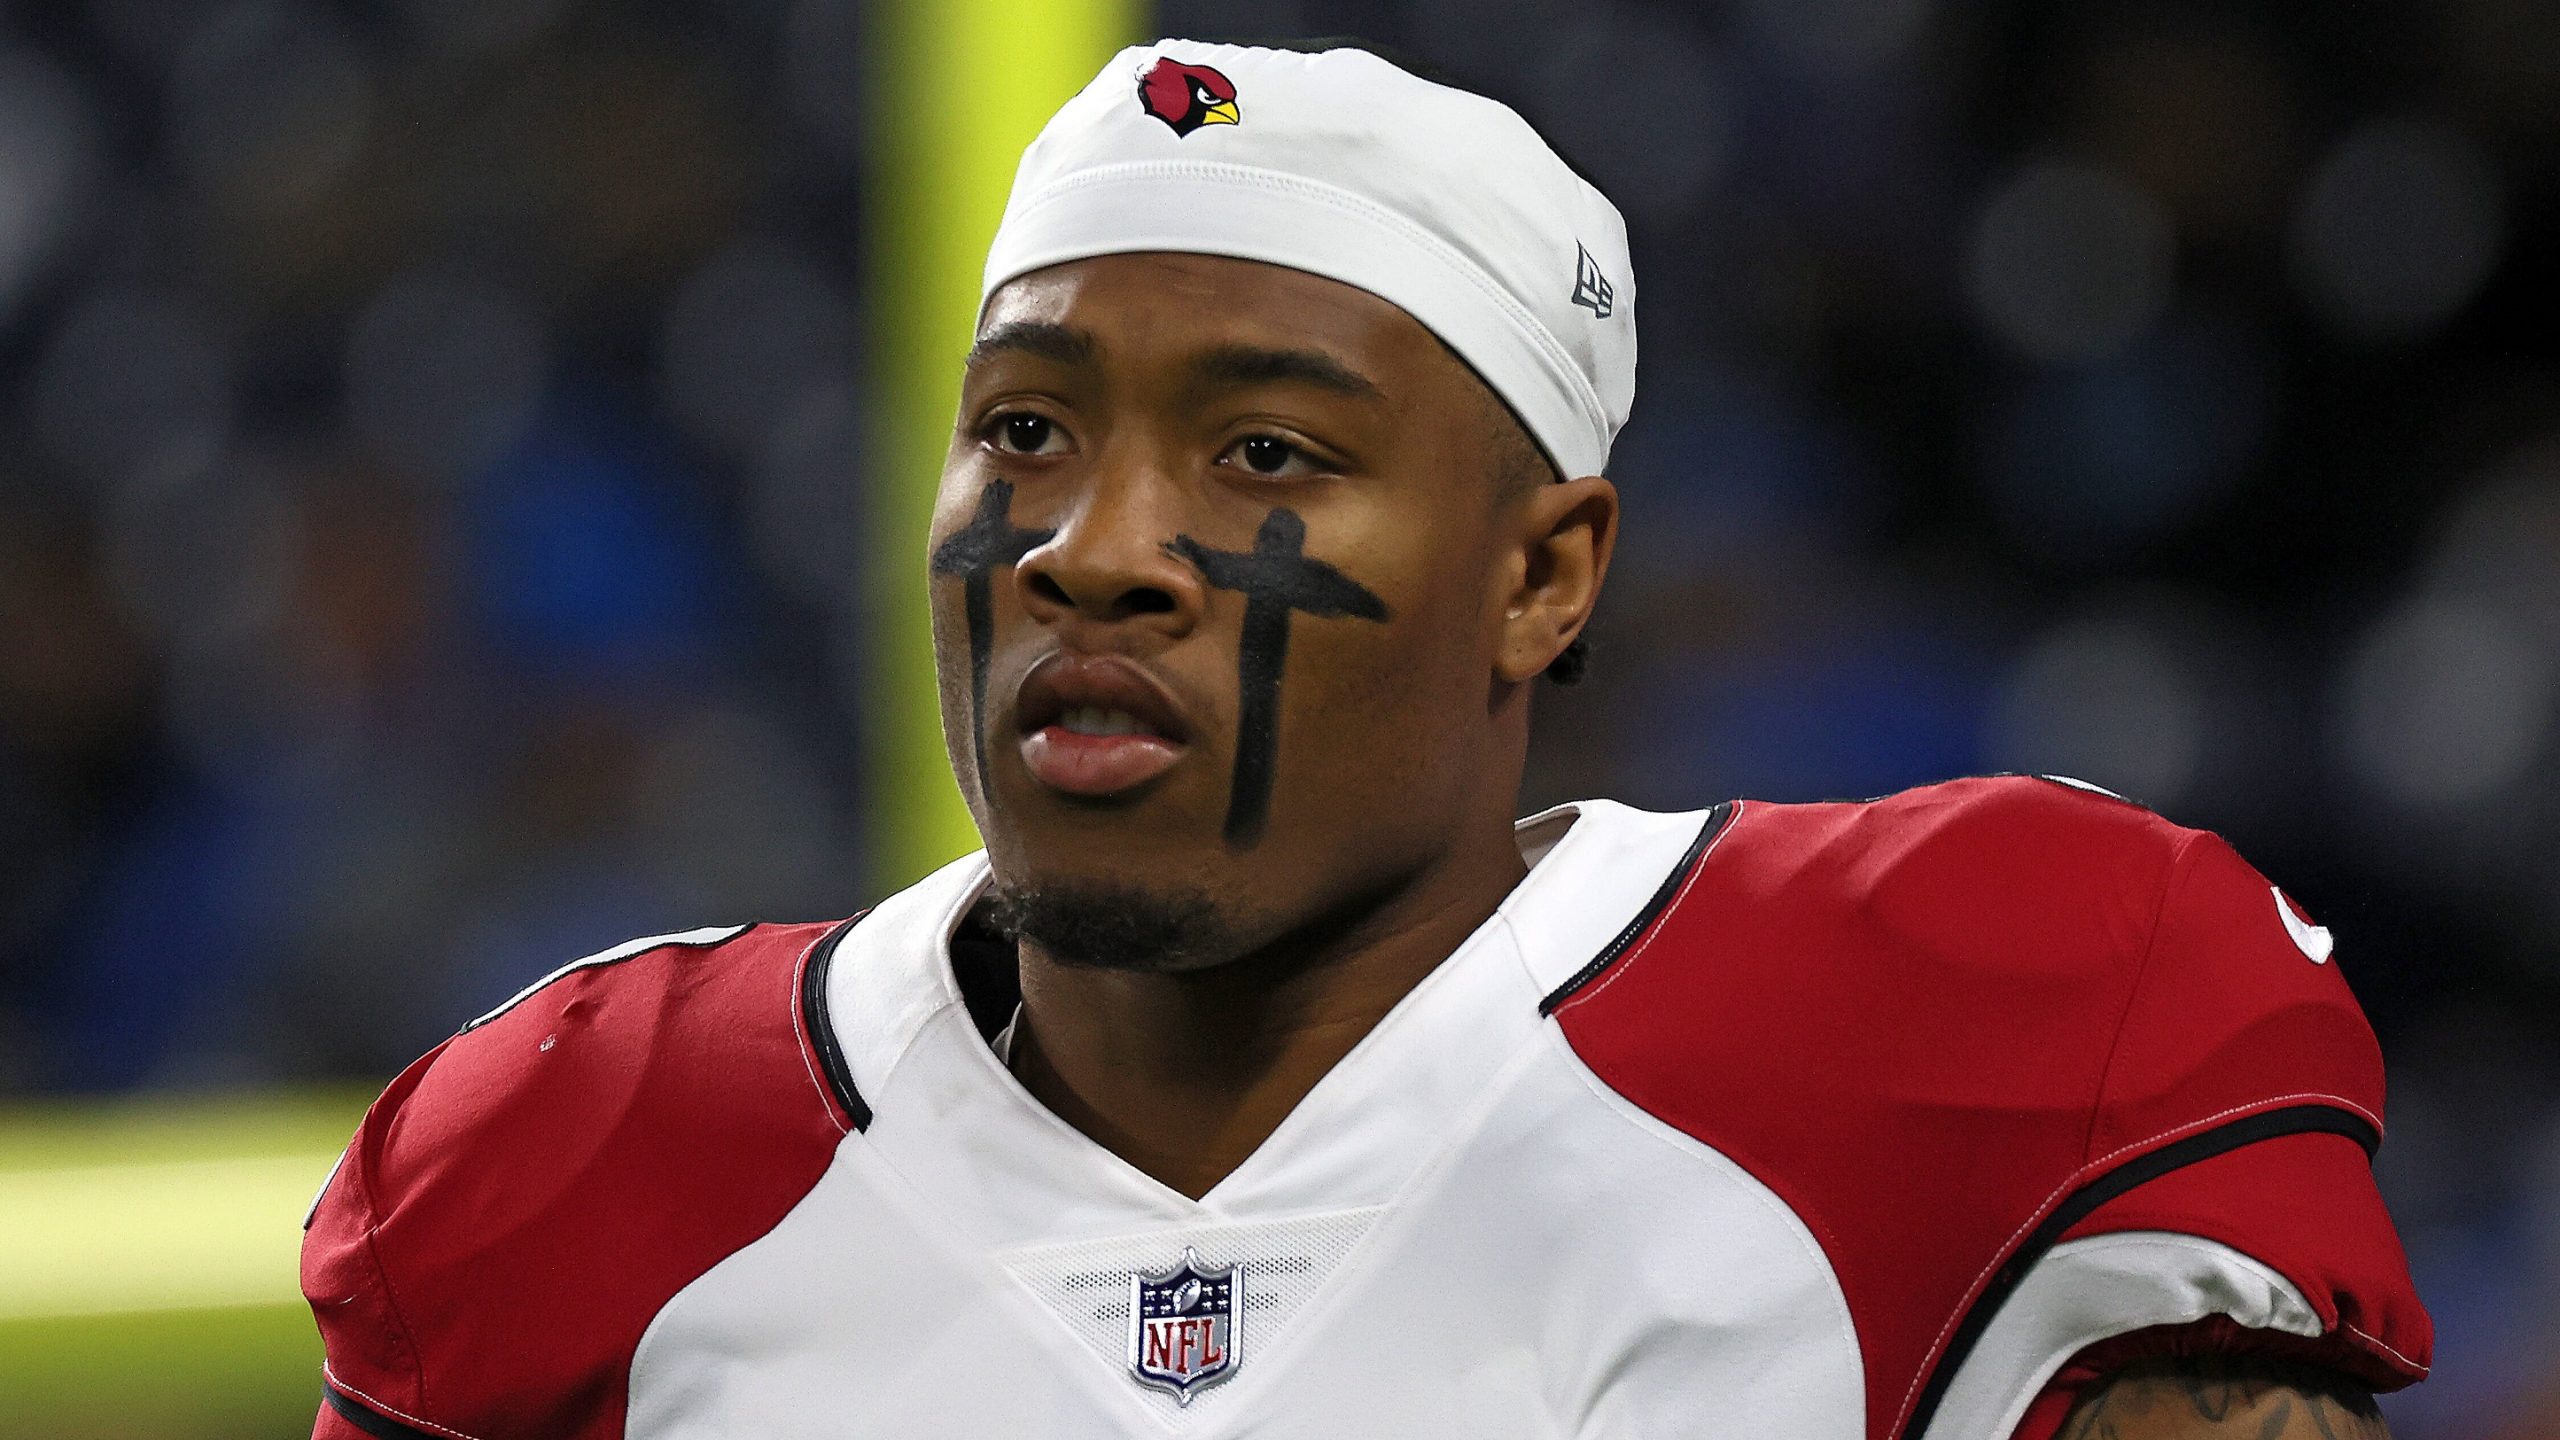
[1004,827,1532,1200]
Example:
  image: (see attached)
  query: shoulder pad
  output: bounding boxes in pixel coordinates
[1554,775,2401,1440]
[303,920,857,1436]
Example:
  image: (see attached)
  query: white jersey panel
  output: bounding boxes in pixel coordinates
[1918,1231,2322,1440]
[626,1133,1148,1434]
[625,1023,1859,1438]
[626,799,1857,1438]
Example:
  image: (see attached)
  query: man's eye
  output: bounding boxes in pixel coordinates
[1223,434,1318,478]
[990,413,1064,455]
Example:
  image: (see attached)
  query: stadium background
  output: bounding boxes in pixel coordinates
[0,0,2553,1432]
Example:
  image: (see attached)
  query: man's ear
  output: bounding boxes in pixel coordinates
[1494,474,1617,686]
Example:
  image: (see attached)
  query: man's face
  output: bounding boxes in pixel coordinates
[928,252,1553,967]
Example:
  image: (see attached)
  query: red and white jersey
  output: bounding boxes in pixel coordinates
[303,776,2431,1440]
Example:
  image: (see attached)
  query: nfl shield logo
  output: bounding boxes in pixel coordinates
[1127,1247,1242,1404]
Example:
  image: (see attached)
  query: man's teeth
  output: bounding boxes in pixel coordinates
[1058,706,1148,737]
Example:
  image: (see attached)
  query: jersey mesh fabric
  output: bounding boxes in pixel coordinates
[995,1206,1384,1423]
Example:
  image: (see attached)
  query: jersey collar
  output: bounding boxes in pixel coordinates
[818,799,1715,1246]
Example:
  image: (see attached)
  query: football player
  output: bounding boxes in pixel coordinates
[303,41,2430,1440]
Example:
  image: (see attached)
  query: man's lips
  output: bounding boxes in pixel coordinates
[1010,652,1193,798]
[1019,728,1185,796]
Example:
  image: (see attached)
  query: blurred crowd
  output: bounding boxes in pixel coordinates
[0,0,2553,1431]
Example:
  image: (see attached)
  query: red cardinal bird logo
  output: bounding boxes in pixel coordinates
[1136,57,1240,137]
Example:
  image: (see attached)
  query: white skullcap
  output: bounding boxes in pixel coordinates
[982,40,1636,479]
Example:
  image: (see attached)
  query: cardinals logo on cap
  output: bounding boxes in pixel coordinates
[1136,57,1239,137]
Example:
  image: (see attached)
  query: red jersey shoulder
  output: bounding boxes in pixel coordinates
[1552,775,2409,1440]
[304,919,858,1439]
[1556,773,2368,1085]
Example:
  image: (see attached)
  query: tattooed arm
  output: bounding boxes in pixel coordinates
[2060,1355,2390,1439]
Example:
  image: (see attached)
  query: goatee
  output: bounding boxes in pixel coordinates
[981,879,1238,973]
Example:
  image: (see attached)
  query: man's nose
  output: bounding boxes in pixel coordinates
[1013,456,1205,638]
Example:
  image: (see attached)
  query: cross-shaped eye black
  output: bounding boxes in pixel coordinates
[1167,507,1390,847]
[931,479,1055,786]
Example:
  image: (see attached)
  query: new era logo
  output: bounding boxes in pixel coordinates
[1570,242,1614,318]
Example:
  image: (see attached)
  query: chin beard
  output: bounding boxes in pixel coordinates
[981,878,1243,973]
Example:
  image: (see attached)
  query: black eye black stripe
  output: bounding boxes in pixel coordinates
[1165,508,1390,847]
[930,479,1055,790]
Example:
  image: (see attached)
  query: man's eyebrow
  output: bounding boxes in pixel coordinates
[1189,344,1386,403]
[966,321,1096,370]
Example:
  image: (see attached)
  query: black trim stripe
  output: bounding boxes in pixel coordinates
[1537,803,1734,1015]
[1900,1103,2383,1440]
[799,914,872,1131]
[323,1385,441,1440]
